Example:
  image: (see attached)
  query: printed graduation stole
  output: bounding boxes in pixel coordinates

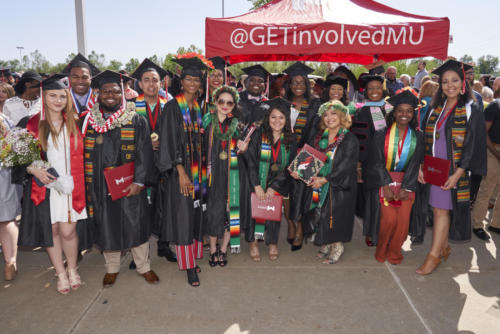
[135,94,167,131]
[227,138,240,253]
[424,103,469,202]
[84,121,135,217]
[292,100,309,143]
[384,123,417,172]
[255,133,288,239]
[365,100,387,131]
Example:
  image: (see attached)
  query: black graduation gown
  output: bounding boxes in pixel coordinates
[203,117,239,238]
[301,131,359,245]
[14,116,93,250]
[237,92,271,235]
[245,129,297,244]
[414,102,484,242]
[85,114,153,251]
[364,129,424,245]
[352,104,387,219]
[156,99,204,245]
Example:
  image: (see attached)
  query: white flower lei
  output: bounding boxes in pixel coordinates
[88,101,136,133]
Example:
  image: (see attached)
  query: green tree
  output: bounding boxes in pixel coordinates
[107,60,123,71]
[460,54,474,64]
[248,0,272,9]
[125,58,140,73]
[88,50,106,69]
[477,55,499,75]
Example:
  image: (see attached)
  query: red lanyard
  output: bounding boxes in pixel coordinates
[219,121,228,150]
[146,97,160,131]
[271,138,281,163]
[397,126,408,158]
[437,102,458,130]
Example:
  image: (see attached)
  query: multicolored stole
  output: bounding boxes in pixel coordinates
[84,118,135,218]
[227,138,240,253]
[135,94,167,129]
[384,123,417,172]
[365,100,386,131]
[175,94,207,203]
[292,100,309,143]
[255,133,288,239]
[424,102,469,202]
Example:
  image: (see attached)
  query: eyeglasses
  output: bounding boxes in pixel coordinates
[100,89,122,96]
[217,99,235,107]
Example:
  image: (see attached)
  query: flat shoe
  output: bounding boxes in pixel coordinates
[103,273,119,288]
[142,270,160,284]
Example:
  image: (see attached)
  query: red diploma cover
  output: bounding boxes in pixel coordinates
[104,162,135,200]
[251,193,283,222]
[423,155,451,187]
[287,144,328,184]
[379,171,416,202]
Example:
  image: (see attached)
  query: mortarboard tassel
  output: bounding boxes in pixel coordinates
[40,82,45,121]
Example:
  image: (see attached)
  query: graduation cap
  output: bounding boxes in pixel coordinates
[91,70,133,89]
[62,53,100,76]
[368,65,385,75]
[360,75,384,89]
[209,57,228,72]
[386,89,419,109]
[14,71,43,95]
[131,58,169,81]
[0,67,11,77]
[241,64,269,80]
[41,73,67,91]
[172,55,211,79]
[283,62,314,78]
[431,59,473,77]
[332,65,359,91]
[323,75,348,90]
[265,97,292,117]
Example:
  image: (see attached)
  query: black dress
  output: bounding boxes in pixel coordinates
[156,99,205,245]
[85,113,153,251]
[246,129,296,244]
[203,116,239,238]
[364,129,424,244]
[301,131,359,245]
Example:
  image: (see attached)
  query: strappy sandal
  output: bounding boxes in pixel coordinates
[316,245,330,259]
[209,251,219,267]
[67,268,82,290]
[322,242,344,264]
[268,244,279,261]
[186,268,200,287]
[218,251,228,267]
[56,272,70,295]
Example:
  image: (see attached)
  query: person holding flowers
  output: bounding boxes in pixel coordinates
[293,101,358,264]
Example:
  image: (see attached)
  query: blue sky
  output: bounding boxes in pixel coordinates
[2,0,499,65]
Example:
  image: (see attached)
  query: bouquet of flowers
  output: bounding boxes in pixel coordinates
[0,127,43,167]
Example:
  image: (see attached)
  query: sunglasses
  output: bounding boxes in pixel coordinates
[217,99,235,107]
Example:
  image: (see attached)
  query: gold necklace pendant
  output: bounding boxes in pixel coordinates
[219,151,228,160]
[271,163,279,172]
[96,134,104,144]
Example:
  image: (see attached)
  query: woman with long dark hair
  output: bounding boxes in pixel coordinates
[246,97,296,261]
[321,75,349,105]
[417,59,485,275]
[17,75,87,294]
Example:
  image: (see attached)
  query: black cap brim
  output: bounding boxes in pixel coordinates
[283,62,314,77]
[63,53,100,76]
[91,70,133,89]
[131,58,169,80]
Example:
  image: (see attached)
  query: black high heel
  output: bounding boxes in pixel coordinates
[187,268,200,287]
[209,252,218,267]
[291,234,303,252]
[287,238,294,245]
[218,251,228,267]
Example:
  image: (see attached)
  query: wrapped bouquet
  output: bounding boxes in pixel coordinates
[0,127,46,167]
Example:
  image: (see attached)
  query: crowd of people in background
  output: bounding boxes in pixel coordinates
[1,53,499,292]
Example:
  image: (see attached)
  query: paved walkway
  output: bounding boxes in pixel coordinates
[1,218,499,334]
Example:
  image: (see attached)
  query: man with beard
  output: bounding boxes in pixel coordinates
[83,70,159,287]
[130,58,176,263]
[62,53,100,118]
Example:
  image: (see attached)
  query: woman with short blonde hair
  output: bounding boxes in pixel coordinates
[0,82,15,112]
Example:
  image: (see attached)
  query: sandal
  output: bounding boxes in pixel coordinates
[209,250,219,267]
[186,268,200,287]
[249,241,261,262]
[195,265,202,273]
[322,242,344,264]
[56,272,70,295]
[218,251,228,267]
[268,244,279,261]
[67,268,82,290]
[316,245,330,259]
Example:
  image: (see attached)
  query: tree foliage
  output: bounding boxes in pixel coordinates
[248,0,273,10]
[477,55,499,75]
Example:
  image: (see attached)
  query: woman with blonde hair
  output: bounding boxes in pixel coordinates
[0,82,15,112]
[16,74,87,294]
[293,101,359,264]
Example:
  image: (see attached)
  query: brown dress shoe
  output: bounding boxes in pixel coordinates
[142,270,159,284]
[5,263,17,281]
[103,273,119,288]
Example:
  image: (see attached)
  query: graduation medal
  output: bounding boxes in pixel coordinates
[96,134,103,144]
[219,151,228,160]
[271,163,279,172]
[151,132,159,141]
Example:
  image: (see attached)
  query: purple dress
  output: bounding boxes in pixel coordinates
[429,116,452,210]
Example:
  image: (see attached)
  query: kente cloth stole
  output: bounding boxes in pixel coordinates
[293,100,309,143]
[227,138,241,253]
[424,103,469,202]
[84,122,135,217]
[384,123,417,172]
[135,94,167,127]
[175,94,206,202]
[255,133,288,240]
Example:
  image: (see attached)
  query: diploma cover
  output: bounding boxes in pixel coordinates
[423,155,451,187]
[287,144,327,184]
[104,162,135,200]
[251,193,283,222]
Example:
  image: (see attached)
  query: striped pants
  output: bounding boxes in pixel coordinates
[175,240,203,270]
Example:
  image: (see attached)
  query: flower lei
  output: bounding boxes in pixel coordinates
[88,101,136,133]
[211,113,239,141]
[211,85,240,107]
[174,53,214,70]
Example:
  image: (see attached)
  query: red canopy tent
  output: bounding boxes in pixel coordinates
[205,0,450,65]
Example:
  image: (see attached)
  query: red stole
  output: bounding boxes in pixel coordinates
[26,114,86,213]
